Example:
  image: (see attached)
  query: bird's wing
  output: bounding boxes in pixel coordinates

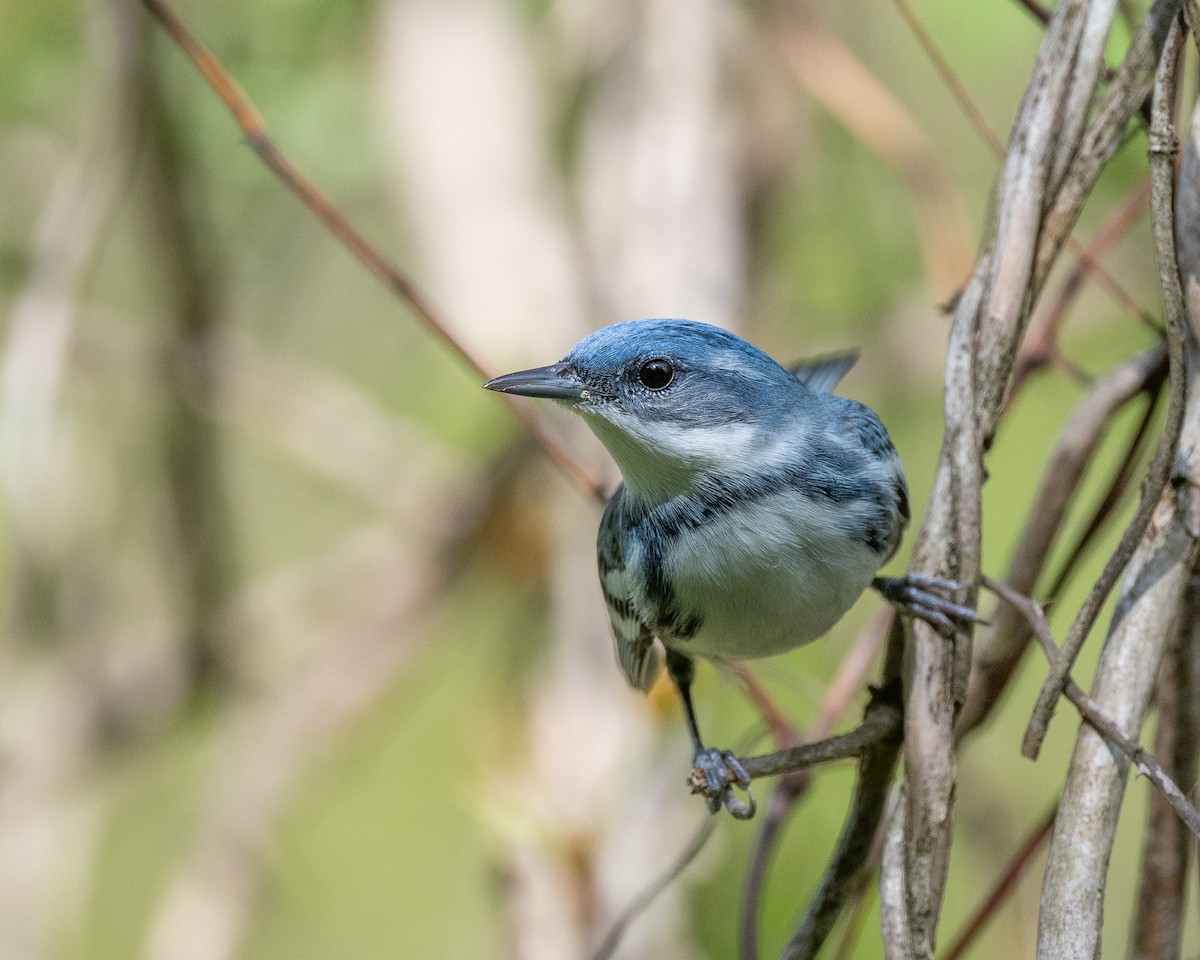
[844,402,911,563]
[789,351,859,394]
[598,490,662,692]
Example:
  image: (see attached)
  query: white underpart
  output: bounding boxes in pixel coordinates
[656,488,881,660]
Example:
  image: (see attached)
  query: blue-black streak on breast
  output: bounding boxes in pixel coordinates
[600,486,704,644]
[624,403,903,558]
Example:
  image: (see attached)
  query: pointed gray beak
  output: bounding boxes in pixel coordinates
[483,362,587,401]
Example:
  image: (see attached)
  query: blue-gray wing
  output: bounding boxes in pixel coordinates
[597,488,661,692]
[789,351,859,394]
[844,402,910,562]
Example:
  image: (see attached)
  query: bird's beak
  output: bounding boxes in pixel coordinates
[483,362,588,401]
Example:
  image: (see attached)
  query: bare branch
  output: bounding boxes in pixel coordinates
[941,805,1057,960]
[1023,5,1189,759]
[689,690,901,787]
[138,0,605,502]
[892,0,1153,325]
[778,618,906,960]
[1129,581,1200,960]
[589,815,717,960]
[983,577,1200,839]
[738,610,891,960]
[958,345,1165,737]
[1028,92,1200,935]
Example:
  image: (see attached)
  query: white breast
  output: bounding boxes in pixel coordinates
[659,488,883,660]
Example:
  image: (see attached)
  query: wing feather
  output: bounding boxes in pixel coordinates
[789,351,859,394]
[598,489,661,692]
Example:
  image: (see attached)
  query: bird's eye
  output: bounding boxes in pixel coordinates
[638,358,674,391]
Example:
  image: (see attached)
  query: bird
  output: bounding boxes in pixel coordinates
[484,319,975,818]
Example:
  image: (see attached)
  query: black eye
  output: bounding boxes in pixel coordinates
[638,358,674,391]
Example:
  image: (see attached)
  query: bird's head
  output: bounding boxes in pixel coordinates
[484,319,811,499]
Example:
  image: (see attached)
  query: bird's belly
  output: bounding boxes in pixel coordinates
[660,495,883,661]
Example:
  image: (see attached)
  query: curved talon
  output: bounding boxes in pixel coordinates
[722,783,756,819]
[689,747,757,819]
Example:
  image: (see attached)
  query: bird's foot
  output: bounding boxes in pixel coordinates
[873,574,984,636]
[687,747,756,819]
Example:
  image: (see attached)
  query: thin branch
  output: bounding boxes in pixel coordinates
[779,617,907,960]
[776,17,974,296]
[589,815,718,960]
[958,345,1166,737]
[1023,7,1189,759]
[138,0,605,502]
[1013,0,1053,26]
[1013,177,1156,398]
[984,576,1200,839]
[1039,370,1165,597]
[1129,583,1198,960]
[891,0,1154,326]
[1028,0,1182,312]
[738,609,892,960]
[941,805,1057,960]
[711,694,901,786]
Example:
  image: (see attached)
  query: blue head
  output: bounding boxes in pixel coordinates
[484,320,816,498]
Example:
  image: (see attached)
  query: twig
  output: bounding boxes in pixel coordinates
[958,345,1166,736]
[589,814,718,960]
[716,694,901,785]
[984,575,1200,839]
[1129,580,1199,960]
[1022,5,1189,760]
[1013,0,1053,26]
[1013,178,1156,397]
[1039,370,1165,596]
[941,804,1057,960]
[779,617,907,960]
[891,0,1154,326]
[738,609,892,960]
[776,18,973,296]
[1028,0,1182,310]
[138,0,605,503]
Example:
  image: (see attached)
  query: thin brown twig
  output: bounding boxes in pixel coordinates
[738,609,892,960]
[138,0,606,503]
[1040,371,1166,598]
[779,617,907,960]
[1013,0,1053,26]
[940,805,1057,960]
[589,815,718,960]
[983,576,1200,839]
[776,16,974,296]
[891,0,1155,326]
[1013,177,1157,398]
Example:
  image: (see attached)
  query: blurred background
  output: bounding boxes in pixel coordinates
[0,0,1192,957]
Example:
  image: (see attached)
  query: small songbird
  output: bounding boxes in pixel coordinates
[484,319,973,817]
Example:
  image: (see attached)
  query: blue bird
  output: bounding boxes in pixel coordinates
[484,319,975,817]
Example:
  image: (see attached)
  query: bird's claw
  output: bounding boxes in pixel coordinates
[688,747,756,819]
[873,574,985,636]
